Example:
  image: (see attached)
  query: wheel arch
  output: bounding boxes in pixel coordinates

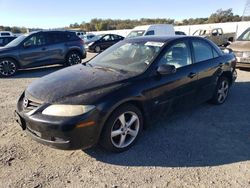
[65,48,83,59]
[0,56,20,68]
[104,99,146,126]
[96,99,147,143]
[220,71,233,85]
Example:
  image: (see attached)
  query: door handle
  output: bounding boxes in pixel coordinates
[188,72,197,78]
[41,47,47,51]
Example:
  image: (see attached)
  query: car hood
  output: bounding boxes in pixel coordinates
[229,40,250,52]
[26,64,135,103]
[0,46,17,52]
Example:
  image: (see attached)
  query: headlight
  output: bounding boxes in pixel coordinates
[42,105,95,117]
[242,51,250,58]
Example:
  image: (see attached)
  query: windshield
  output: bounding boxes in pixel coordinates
[238,28,250,41]
[5,34,27,47]
[89,40,164,73]
[127,30,145,38]
[193,29,210,36]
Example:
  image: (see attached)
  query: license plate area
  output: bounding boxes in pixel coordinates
[237,57,250,63]
[14,111,26,130]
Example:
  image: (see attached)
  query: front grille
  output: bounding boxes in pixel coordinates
[23,97,42,112]
[234,51,243,57]
[26,100,41,110]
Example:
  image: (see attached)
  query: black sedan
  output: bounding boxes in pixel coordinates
[15,36,237,152]
[86,34,124,53]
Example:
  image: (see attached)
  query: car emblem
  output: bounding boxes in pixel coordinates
[23,98,29,108]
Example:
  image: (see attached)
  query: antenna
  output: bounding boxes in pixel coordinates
[242,0,250,21]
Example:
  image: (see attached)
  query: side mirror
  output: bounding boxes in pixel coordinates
[157,64,176,75]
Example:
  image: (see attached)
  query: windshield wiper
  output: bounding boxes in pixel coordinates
[82,60,93,67]
[94,66,127,74]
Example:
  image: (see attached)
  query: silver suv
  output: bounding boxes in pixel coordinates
[0,30,86,77]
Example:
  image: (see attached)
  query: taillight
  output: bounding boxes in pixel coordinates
[80,39,84,45]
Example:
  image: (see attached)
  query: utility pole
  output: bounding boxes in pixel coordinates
[242,0,250,21]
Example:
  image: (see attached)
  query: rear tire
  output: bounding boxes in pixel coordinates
[210,77,230,105]
[0,58,18,77]
[99,104,143,152]
[66,51,82,66]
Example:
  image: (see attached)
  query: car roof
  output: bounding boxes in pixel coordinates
[124,35,203,43]
[29,30,75,34]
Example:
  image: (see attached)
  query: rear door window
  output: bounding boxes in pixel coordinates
[47,32,66,44]
[159,41,192,68]
[102,35,112,41]
[192,40,214,62]
[112,35,123,40]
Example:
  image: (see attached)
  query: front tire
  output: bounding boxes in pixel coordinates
[66,51,82,66]
[0,58,18,77]
[94,46,101,53]
[210,77,230,105]
[100,104,143,152]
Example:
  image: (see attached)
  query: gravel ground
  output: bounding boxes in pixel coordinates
[0,54,249,188]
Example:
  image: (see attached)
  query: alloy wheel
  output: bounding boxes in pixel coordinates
[217,80,229,103]
[68,53,81,65]
[95,46,101,53]
[111,111,140,148]
[0,60,17,76]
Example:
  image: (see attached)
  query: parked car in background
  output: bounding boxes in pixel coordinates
[228,27,250,68]
[193,28,235,46]
[0,30,86,77]
[87,34,124,53]
[127,24,175,38]
[83,33,98,43]
[15,36,236,152]
[75,31,86,39]
[175,31,186,35]
[0,31,13,37]
[0,36,17,46]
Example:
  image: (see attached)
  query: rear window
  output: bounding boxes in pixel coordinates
[127,30,145,38]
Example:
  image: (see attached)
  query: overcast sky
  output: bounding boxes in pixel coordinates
[0,0,247,28]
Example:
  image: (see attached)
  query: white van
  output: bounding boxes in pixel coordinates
[127,24,175,38]
[0,31,13,37]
